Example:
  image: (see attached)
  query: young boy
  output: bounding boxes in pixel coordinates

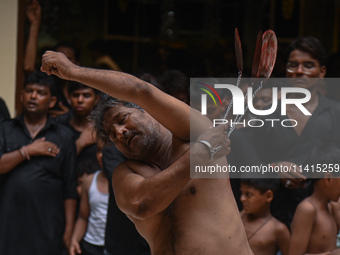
[69,139,109,255]
[289,143,340,255]
[240,178,290,255]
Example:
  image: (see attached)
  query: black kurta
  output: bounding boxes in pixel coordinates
[0,115,77,255]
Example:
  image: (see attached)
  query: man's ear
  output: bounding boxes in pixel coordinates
[49,96,57,109]
[265,190,274,203]
[324,172,334,185]
[319,66,327,78]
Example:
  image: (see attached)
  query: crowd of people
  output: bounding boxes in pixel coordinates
[1,1,340,255]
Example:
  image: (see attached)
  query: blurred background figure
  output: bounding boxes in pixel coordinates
[88,39,122,71]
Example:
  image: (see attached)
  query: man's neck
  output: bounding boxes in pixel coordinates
[24,113,48,139]
[142,128,175,170]
[246,208,272,221]
[69,114,89,132]
[311,185,332,208]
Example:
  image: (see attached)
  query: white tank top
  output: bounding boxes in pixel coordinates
[84,170,109,246]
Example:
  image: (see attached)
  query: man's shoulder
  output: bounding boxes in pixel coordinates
[0,118,21,134]
[296,198,317,216]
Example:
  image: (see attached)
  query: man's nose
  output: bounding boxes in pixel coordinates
[31,90,38,99]
[296,64,305,74]
[114,125,127,140]
[77,95,84,103]
[240,194,246,202]
[254,100,264,110]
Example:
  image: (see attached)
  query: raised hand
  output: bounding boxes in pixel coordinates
[41,51,78,80]
[25,0,41,25]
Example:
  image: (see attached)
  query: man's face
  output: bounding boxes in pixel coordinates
[21,83,56,115]
[69,88,99,117]
[240,184,270,214]
[253,88,273,110]
[103,105,161,160]
[286,49,326,91]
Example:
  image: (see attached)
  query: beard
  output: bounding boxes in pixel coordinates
[122,121,160,161]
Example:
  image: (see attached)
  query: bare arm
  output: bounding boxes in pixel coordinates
[113,124,230,220]
[330,199,340,231]
[64,198,77,250]
[0,137,60,174]
[69,176,92,255]
[276,222,291,255]
[288,201,316,255]
[41,51,211,141]
[24,0,41,73]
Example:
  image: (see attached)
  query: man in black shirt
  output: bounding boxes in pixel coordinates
[55,82,101,171]
[0,71,77,255]
[0,97,10,122]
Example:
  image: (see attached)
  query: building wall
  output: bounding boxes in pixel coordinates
[0,0,18,118]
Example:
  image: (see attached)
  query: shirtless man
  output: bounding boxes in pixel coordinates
[41,51,253,255]
[240,178,290,255]
[289,144,340,255]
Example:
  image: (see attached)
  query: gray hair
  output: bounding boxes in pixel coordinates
[89,93,143,144]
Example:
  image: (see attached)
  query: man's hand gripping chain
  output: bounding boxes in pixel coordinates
[196,125,230,162]
[197,140,222,162]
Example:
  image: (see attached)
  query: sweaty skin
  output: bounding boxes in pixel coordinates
[41,51,253,255]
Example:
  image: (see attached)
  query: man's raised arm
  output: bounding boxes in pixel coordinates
[41,51,211,140]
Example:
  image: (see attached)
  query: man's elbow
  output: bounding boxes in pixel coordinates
[120,198,157,220]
